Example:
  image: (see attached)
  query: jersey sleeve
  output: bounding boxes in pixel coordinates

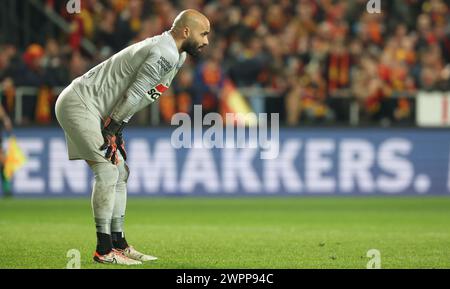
[110,46,166,122]
[122,52,186,123]
[160,52,187,85]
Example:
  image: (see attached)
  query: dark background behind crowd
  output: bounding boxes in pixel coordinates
[0,0,449,126]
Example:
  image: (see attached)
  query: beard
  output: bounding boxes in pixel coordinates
[182,37,203,57]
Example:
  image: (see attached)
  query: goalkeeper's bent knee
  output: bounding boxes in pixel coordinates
[91,162,120,187]
[117,161,130,183]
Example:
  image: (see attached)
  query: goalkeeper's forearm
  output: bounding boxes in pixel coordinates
[110,94,140,123]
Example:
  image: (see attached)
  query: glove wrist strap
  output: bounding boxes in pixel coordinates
[104,117,123,135]
[117,121,126,135]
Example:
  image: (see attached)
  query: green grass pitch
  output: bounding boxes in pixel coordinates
[1,196,450,269]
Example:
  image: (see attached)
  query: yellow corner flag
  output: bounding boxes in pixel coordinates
[3,136,27,180]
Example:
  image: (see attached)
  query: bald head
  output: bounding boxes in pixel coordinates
[172,9,210,32]
[170,9,210,56]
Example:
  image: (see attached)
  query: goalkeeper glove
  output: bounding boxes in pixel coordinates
[99,117,123,164]
[116,122,127,161]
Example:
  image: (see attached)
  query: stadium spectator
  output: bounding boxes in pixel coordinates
[1,0,449,126]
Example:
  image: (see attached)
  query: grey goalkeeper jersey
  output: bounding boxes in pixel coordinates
[71,31,186,122]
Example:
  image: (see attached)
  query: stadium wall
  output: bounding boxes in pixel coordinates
[3,127,450,197]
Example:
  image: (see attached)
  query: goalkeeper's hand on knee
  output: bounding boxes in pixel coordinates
[116,124,127,161]
[100,117,125,164]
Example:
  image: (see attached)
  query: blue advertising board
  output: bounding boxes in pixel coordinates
[4,128,450,196]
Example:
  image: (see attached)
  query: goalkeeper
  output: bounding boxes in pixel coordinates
[55,9,210,265]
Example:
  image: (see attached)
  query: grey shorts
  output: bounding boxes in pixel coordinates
[55,85,109,163]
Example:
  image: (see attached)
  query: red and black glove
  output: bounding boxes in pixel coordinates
[99,117,124,164]
[115,123,127,161]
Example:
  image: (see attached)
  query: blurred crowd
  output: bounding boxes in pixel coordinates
[0,0,450,126]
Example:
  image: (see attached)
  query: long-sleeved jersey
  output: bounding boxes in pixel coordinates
[71,31,186,122]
